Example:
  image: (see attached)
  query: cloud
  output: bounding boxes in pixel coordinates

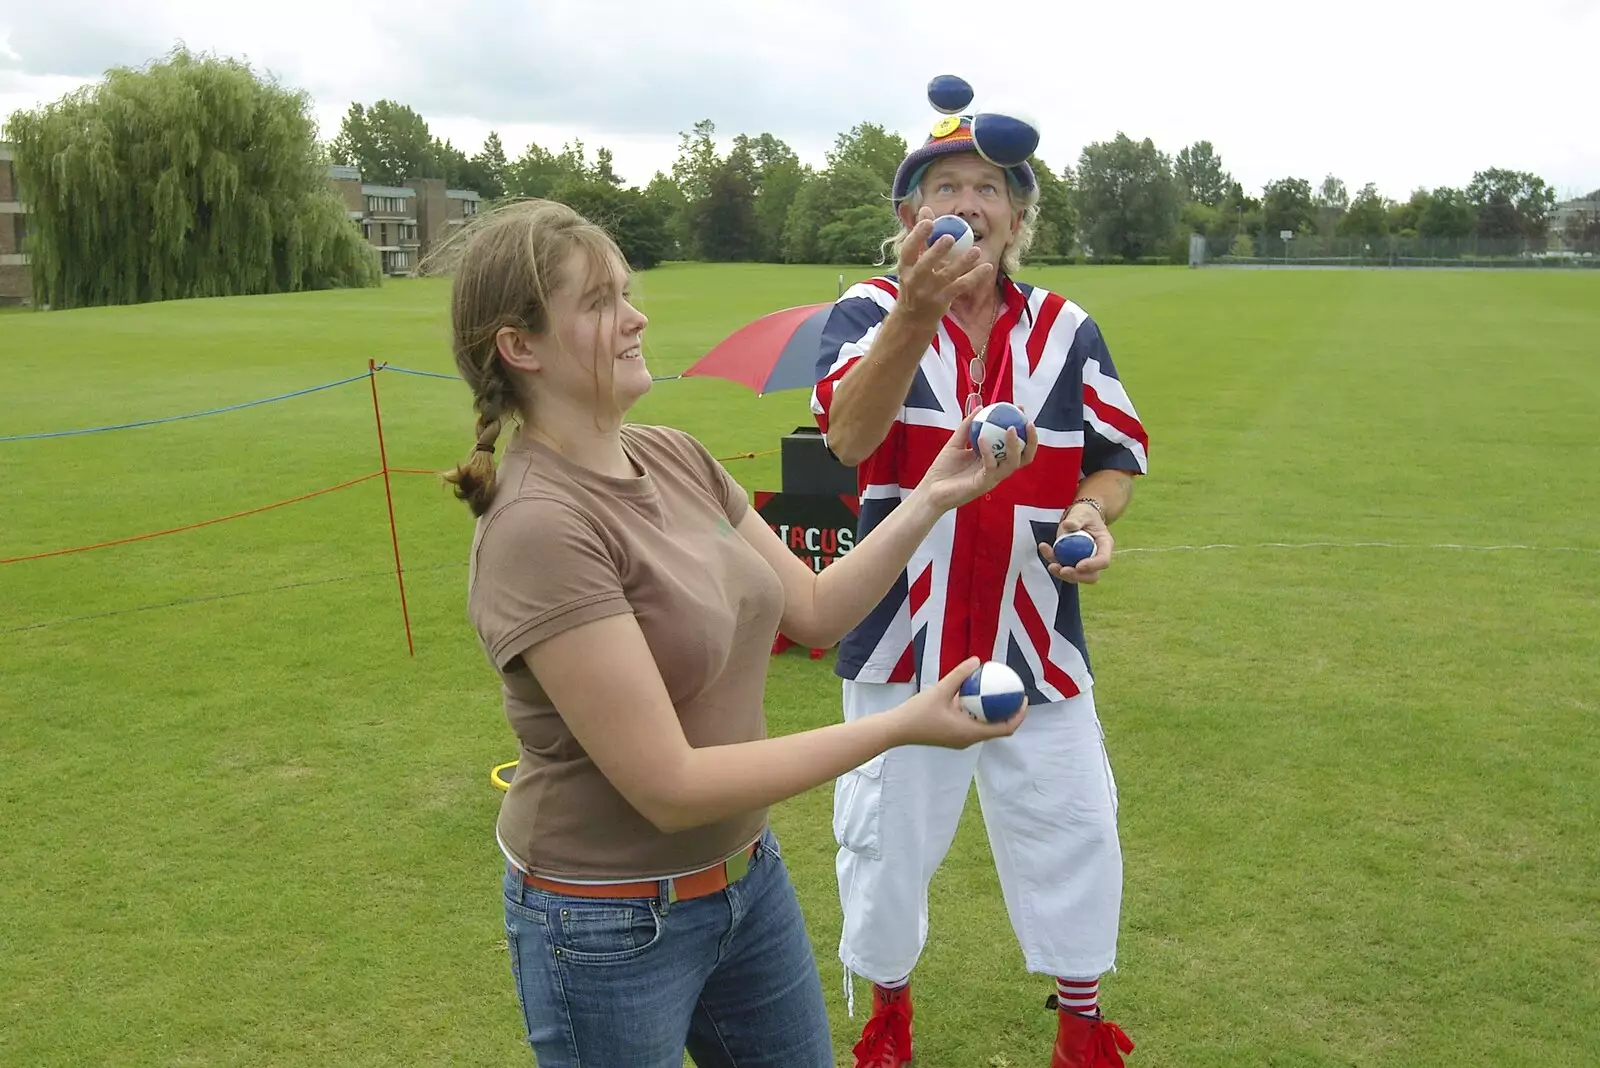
[2,0,1598,199]
[367,0,922,138]
[1,4,173,77]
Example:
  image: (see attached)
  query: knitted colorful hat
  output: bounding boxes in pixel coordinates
[891,77,1040,207]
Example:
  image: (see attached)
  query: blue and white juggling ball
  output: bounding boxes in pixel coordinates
[928,214,974,254]
[968,401,1030,462]
[927,74,974,115]
[971,111,1040,168]
[959,661,1026,723]
[1052,529,1097,568]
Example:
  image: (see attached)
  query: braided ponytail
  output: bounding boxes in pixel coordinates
[428,198,624,518]
[444,374,511,516]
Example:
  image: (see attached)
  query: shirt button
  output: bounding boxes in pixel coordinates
[984,493,993,501]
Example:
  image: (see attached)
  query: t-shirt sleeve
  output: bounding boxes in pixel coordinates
[672,429,751,527]
[712,459,750,526]
[643,422,748,527]
[470,497,633,670]
[810,280,896,439]
[1075,316,1151,477]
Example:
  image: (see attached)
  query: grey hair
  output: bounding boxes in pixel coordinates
[878,166,1041,275]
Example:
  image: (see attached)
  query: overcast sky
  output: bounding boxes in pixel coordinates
[3,0,1597,201]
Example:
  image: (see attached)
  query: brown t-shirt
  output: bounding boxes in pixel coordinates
[468,423,784,880]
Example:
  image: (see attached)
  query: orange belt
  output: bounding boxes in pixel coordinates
[522,839,759,903]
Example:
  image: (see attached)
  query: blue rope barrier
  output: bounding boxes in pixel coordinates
[379,363,681,383]
[2,363,690,444]
[0,371,374,442]
[376,363,458,382]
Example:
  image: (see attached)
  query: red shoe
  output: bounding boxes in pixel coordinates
[851,982,914,1067]
[1047,995,1134,1068]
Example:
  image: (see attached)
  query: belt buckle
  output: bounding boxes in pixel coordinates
[724,845,753,884]
[666,842,754,904]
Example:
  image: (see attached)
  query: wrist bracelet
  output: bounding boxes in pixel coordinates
[1071,497,1104,521]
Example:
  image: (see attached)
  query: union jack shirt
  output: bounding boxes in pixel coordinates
[810,275,1149,703]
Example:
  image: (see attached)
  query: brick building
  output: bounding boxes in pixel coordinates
[0,144,482,304]
[0,143,28,305]
[1549,192,1600,251]
[328,163,482,275]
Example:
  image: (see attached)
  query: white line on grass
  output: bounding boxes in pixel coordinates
[1118,541,1599,555]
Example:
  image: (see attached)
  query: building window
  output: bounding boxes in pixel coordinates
[365,195,407,214]
[362,223,371,240]
[463,199,478,216]
[12,213,26,252]
[380,223,389,246]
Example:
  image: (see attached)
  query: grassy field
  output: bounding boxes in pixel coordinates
[2,263,1598,1067]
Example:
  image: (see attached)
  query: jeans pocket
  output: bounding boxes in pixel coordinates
[832,752,887,859]
[549,897,664,965]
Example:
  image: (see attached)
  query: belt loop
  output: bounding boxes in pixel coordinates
[507,862,525,907]
[657,877,673,914]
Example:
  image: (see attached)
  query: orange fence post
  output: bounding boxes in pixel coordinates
[367,361,415,658]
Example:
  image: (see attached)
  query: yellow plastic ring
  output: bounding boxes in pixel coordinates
[490,759,517,792]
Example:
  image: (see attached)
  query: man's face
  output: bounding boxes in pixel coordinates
[904,154,1021,272]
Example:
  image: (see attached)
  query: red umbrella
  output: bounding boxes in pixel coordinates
[680,302,835,395]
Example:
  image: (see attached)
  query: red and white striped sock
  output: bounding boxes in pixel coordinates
[1055,976,1099,1016]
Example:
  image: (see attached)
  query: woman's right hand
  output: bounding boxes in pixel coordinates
[887,657,1028,749]
[911,410,1036,515]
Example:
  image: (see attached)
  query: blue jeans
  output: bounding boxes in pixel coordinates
[502,828,834,1067]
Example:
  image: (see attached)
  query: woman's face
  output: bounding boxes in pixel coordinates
[529,247,652,418]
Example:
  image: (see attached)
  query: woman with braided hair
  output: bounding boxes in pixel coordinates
[437,198,1036,1067]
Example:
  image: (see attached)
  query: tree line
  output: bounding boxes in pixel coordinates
[334,99,1597,268]
[7,48,1596,309]
[6,48,378,309]
[328,104,1062,269]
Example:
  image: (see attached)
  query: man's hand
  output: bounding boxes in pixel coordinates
[1039,501,1114,585]
[1037,471,1136,585]
[896,207,994,326]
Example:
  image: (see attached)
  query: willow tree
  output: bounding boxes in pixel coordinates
[5,48,378,309]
